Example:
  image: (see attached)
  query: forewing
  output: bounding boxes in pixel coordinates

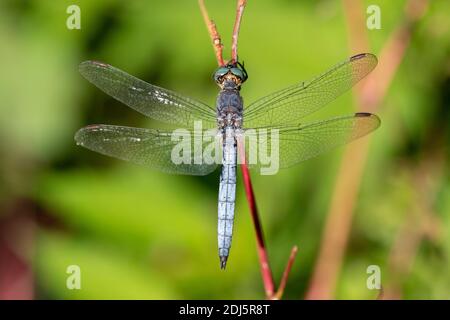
[243,113,380,170]
[79,61,217,128]
[244,53,377,128]
[75,125,219,175]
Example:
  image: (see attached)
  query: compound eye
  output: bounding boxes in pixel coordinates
[213,67,230,82]
[230,67,244,80]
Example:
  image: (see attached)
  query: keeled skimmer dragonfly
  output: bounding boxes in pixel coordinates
[75,53,380,269]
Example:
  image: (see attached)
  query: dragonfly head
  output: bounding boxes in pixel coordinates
[213,61,248,89]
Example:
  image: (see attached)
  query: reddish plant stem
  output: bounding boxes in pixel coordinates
[275,246,298,299]
[240,161,276,298]
[231,0,247,63]
[200,0,298,300]
[238,140,298,299]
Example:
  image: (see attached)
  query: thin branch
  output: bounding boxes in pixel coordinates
[229,0,299,297]
[199,0,298,300]
[231,0,247,63]
[198,0,225,66]
[238,140,275,298]
[238,140,299,299]
[305,0,429,300]
[275,246,298,300]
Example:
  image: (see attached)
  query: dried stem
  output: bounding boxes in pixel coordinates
[231,0,247,63]
[305,0,429,300]
[275,246,299,299]
[198,0,225,66]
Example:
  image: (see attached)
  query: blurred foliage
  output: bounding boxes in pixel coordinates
[0,0,449,299]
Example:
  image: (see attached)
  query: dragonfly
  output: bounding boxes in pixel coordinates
[75,53,380,269]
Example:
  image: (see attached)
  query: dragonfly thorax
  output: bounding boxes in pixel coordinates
[216,87,243,129]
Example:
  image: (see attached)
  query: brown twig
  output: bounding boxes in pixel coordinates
[231,0,247,63]
[275,246,299,299]
[305,0,429,300]
[233,0,298,300]
[198,0,225,66]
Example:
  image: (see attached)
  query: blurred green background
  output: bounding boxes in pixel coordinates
[0,0,449,299]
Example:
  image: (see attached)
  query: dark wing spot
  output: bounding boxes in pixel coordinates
[355,112,372,117]
[350,53,370,61]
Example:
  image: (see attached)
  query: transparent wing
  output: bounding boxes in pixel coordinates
[79,61,217,128]
[242,113,380,170]
[75,125,220,175]
[244,53,377,128]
